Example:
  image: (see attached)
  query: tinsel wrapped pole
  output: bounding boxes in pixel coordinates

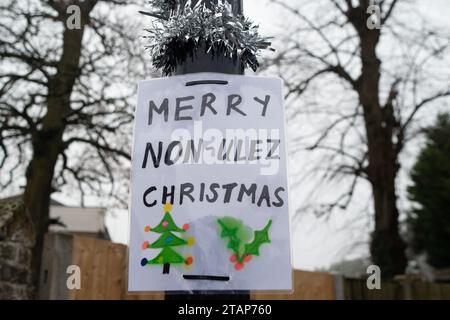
[142,0,270,76]
[175,0,245,75]
[166,0,250,300]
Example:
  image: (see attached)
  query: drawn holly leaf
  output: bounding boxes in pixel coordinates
[244,220,272,256]
[227,238,241,253]
[217,218,237,238]
[217,217,251,258]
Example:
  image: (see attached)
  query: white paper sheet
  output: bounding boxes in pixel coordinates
[128,73,292,292]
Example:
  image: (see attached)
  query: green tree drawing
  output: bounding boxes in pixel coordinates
[141,203,193,274]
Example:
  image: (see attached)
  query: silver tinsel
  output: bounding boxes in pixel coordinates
[142,0,272,75]
[143,0,177,19]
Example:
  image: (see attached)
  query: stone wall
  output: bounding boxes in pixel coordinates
[0,197,35,299]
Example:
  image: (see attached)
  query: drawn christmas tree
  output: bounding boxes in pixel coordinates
[217,216,272,271]
[141,203,194,274]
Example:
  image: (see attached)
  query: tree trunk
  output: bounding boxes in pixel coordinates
[24,131,63,297]
[163,263,170,274]
[369,162,407,278]
[24,21,87,298]
[366,109,406,277]
[355,5,407,277]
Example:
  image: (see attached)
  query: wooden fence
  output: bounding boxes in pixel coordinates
[344,277,450,300]
[38,233,450,300]
[39,233,163,300]
[251,270,338,300]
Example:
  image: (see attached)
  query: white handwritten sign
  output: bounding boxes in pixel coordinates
[128,73,292,292]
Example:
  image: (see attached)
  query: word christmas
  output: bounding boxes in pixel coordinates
[142,182,285,208]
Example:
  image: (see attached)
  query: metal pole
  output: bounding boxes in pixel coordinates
[166,0,250,300]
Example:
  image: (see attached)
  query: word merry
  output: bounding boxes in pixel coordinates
[148,93,271,124]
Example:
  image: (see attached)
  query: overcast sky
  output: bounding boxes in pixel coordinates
[106,0,450,271]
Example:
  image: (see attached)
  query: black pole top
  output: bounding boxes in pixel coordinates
[175,0,244,76]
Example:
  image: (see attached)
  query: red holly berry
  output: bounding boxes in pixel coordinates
[243,255,252,263]
[185,256,193,265]
[229,254,237,263]
[235,262,244,271]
